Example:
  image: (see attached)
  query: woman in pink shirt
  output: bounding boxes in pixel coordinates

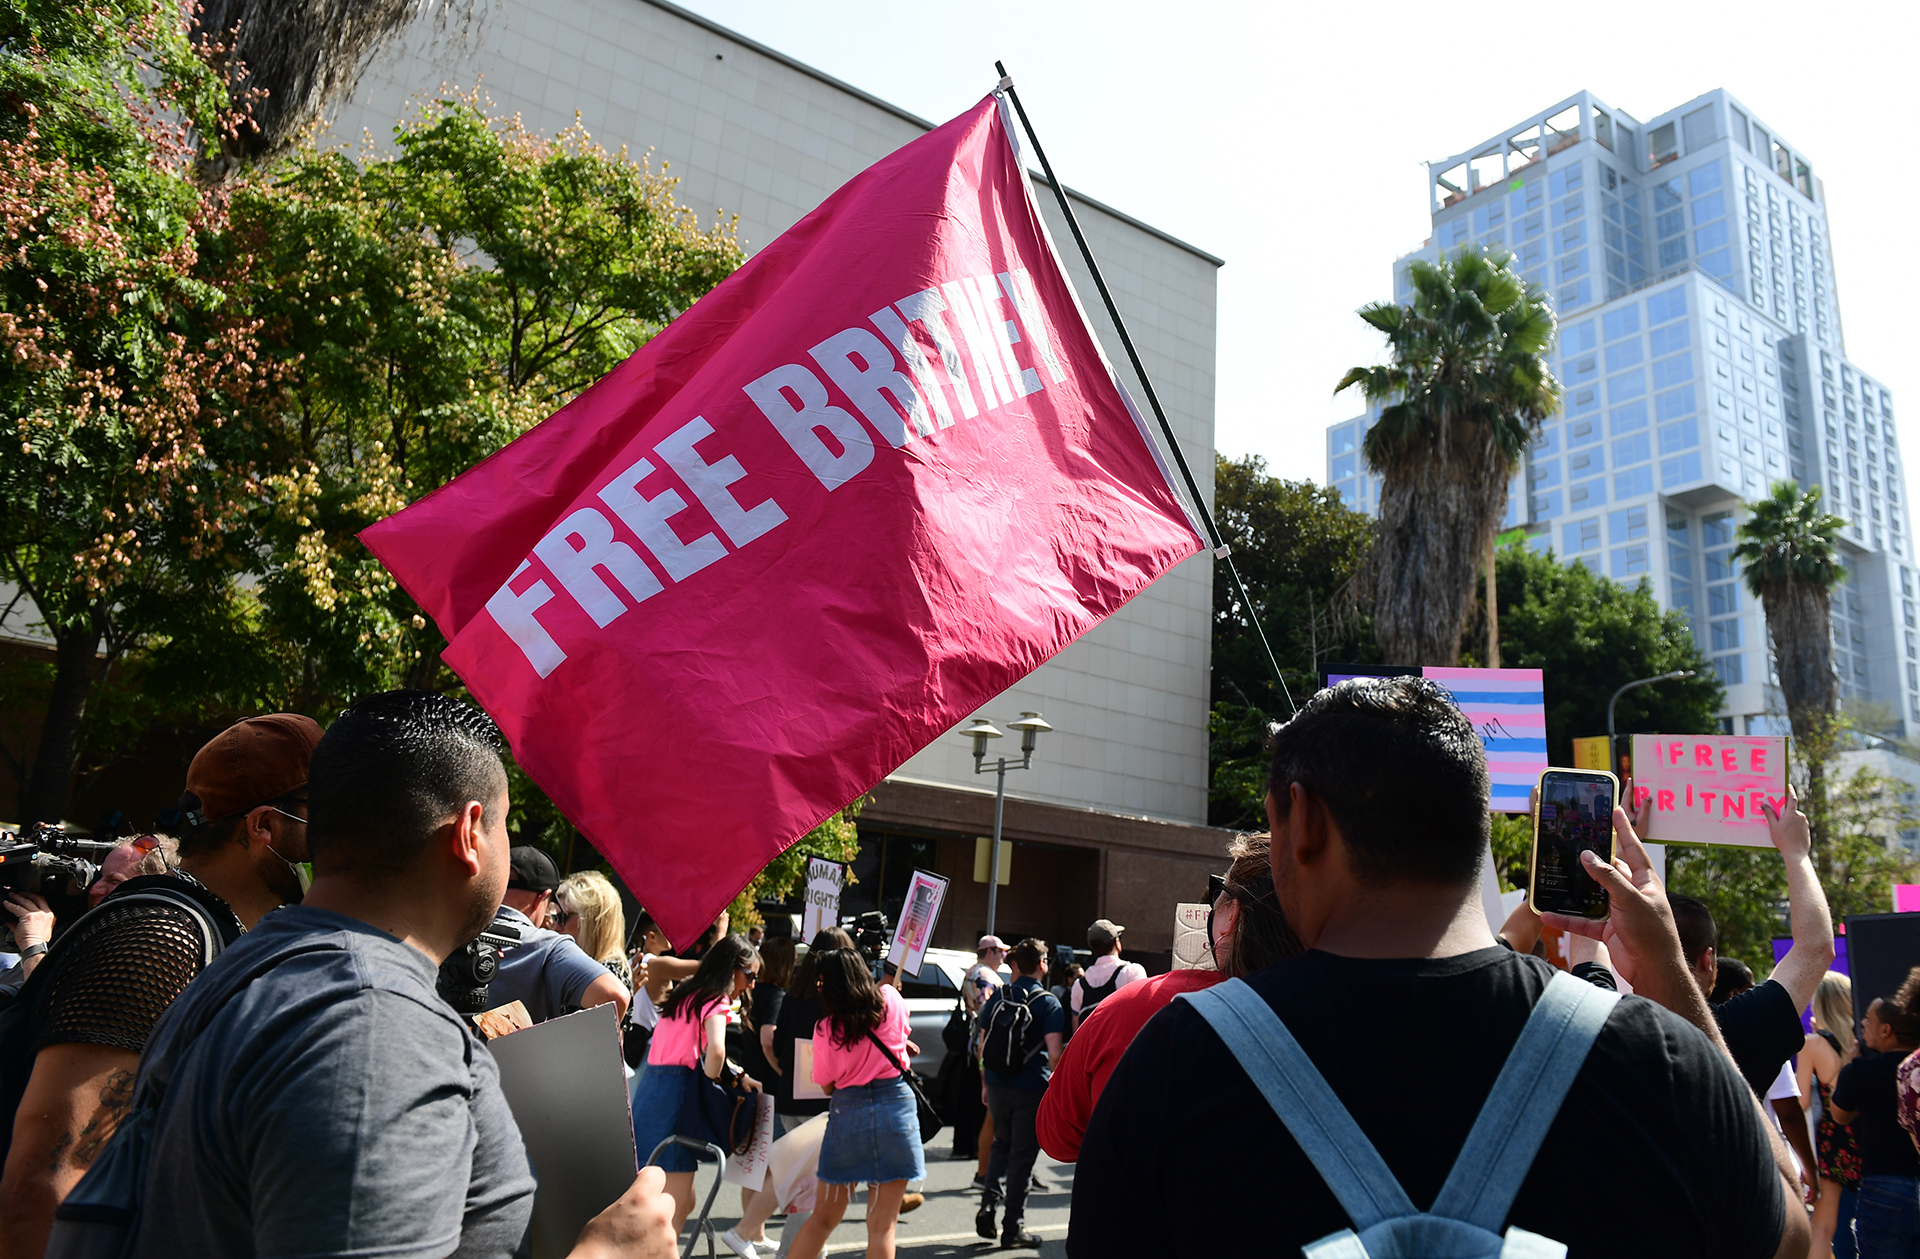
[630,934,761,1234]
[784,948,922,1259]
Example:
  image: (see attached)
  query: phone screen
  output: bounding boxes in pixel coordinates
[1530,770,1617,919]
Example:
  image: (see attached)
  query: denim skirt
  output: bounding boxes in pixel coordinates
[632,1064,708,1172]
[815,1076,925,1186]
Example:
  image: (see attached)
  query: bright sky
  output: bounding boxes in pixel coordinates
[675,0,1920,490]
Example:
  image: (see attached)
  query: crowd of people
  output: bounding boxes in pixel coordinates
[0,676,1916,1259]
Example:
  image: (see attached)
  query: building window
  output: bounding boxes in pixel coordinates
[1564,519,1601,553]
[1714,653,1745,686]
[1611,544,1650,577]
[1648,287,1688,324]
[1710,618,1742,651]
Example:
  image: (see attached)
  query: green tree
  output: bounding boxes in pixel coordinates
[725,799,867,929]
[1336,249,1557,666]
[1731,481,1846,836]
[152,93,745,720]
[0,0,275,821]
[1208,454,1376,828]
[1489,542,1724,764]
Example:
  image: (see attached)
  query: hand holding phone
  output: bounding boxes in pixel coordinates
[1527,768,1619,921]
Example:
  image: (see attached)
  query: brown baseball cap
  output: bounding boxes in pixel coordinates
[185,714,323,824]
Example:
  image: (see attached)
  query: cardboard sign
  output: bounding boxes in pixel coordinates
[886,869,950,978]
[1324,666,1546,813]
[791,1038,826,1100]
[1629,734,1788,847]
[800,856,846,940]
[1571,736,1610,771]
[1171,902,1213,970]
[489,1004,637,1259]
[722,1092,778,1192]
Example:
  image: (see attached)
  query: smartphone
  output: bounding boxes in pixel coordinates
[1527,767,1620,921]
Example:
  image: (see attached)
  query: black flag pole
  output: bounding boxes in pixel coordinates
[993,62,1297,716]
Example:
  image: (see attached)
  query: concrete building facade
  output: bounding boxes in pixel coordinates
[326,0,1229,954]
[1327,90,1915,740]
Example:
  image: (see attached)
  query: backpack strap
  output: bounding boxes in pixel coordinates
[1179,980,1415,1231]
[1427,971,1618,1233]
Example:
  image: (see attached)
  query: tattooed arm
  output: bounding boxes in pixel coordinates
[0,1044,139,1259]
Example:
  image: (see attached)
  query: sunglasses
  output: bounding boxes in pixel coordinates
[736,966,759,984]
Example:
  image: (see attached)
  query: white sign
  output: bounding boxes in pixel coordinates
[801,856,847,940]
[1171,902,1213,970]
[489,1004,637,1259]
[885,869,950,978]
[722,1093,778,1192]
[791,1038,826,1100]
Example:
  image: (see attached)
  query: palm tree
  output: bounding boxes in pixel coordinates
[1336,249,1557,666]
[194,0,463,174]
[1732,481,1848,827]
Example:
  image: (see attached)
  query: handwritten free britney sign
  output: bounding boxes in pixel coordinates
[1629,734,1789,848]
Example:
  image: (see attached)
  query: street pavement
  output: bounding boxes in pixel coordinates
[685,1143,1075,1258]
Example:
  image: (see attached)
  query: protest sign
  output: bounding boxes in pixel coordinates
[360,92,1203,950]
[489,1004,636,1259]
[722,1093,778,1192]
[1571,736,1610,771]
[1628,734,1788,847]
[1895,885,1920,913]
[886,869,949,978]
[800,856,847,941]
[791,1039,826,1100]
[1171,902,1212,970]
[1325,666,1547,813]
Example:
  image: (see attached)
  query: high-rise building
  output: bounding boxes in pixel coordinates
[1327,90,1913,736]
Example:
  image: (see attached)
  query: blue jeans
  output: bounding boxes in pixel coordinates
[1838,1185,1861,1259]
[1856,1175,1920,1259]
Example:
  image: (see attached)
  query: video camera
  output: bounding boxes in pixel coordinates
[851,909,889,968]
[0,823,116,950]
[437,920,522,1016]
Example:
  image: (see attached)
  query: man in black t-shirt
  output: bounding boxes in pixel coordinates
[1832,989,1920,1256]
[1069,677,1806,1259]
[0,713,320,1259]
[1663,788,1834,1099]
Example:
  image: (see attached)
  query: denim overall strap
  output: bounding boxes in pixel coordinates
[1179,980,1415,1231]
[1427,971,1619,1232]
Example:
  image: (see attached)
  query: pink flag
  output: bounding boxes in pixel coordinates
[361,95,1203,948]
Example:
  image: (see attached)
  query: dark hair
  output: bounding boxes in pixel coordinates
[789,927,856,998]
[630,910,659,952]
[1710,956,1755,1005]
[176,790,305,861]
[1267,677,1488,885]
[1881,967,1920,1043]
[1220,832,1303,977]
[1009,938,1047,974]
[758,936,797,990]
[661,933,756,1023]
[1668,894,1717,972]
[307,691,506,876]
[814,948,887,1046]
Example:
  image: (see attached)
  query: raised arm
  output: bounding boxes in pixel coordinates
[1760,788,1835,1013]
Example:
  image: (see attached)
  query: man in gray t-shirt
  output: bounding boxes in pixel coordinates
[491,847,628,1025]
[132,907,535,1259]
[113,691,674,1259]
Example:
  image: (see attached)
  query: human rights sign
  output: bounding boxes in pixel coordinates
[361,93,1203,948]
[1628,734,1789,847]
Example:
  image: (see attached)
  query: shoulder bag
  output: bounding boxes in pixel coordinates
[863,1029,943,1145]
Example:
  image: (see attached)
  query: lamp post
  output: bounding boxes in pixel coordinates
[970,711,1051,939]
[1607,670,1697,769]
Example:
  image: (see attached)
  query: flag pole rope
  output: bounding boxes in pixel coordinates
[993,62,1296,716]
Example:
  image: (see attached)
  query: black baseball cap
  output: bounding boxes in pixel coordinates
[508,846,560,892]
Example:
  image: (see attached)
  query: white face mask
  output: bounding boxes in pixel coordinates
[264,807,312,899]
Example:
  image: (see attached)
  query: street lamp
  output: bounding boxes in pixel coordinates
[1608,670,1697,767]
[972,711,1051,938]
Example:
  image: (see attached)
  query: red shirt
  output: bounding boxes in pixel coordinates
[1037,969,1222,1162]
